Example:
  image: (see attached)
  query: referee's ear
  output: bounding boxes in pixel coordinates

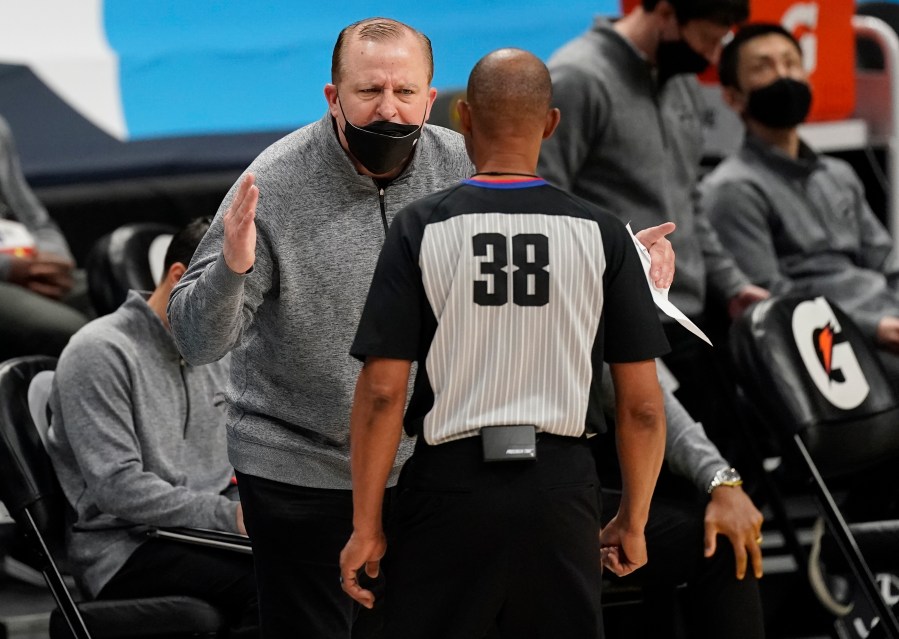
[543,107,561,140]
[456,99,473,136]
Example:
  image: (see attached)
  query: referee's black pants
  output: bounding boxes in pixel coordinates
[385,434,603,639]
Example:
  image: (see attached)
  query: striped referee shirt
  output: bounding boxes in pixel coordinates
[351,177,669,445]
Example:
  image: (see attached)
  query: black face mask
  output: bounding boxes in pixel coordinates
[338,98,425,175]
[745,77,812,129]
[656,39,710,85]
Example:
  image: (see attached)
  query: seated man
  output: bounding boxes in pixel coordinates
[702,23,899,388]
[47,218,257,636]
[599,365,765,638]
[0,113,88,360]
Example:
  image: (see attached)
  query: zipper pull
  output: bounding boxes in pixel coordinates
[378,187,388,237]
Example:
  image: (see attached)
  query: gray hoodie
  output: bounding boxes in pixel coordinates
[168,114,472,490]
[538,18,749,317]
[47,291,236,597]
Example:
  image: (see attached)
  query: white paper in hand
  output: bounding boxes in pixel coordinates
[626,223,712,347]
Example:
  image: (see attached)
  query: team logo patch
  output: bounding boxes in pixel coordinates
[792,297,869,410]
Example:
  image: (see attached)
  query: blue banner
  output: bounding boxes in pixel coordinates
[104,1,619,139]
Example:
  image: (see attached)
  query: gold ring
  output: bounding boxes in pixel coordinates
[755,535,763,545]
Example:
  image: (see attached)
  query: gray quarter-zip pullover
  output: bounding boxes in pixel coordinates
[538,18,749,317]
[168,114,472,490]
[703,135,899,341]
[48,291,236,597]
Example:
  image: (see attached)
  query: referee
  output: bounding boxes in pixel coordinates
[340,48,669,638]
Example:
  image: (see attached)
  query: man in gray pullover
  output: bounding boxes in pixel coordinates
[48,218,257,635]
[168,18,474,638]
[704,23,899,392]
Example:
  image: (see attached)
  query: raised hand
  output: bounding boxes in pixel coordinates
[223,173,259,274]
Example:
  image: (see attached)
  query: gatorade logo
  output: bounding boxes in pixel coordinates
[782,2,819,74]
[815,324,835,379]
[792,297,869,410]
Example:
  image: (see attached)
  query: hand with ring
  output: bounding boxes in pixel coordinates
[704,484,765,580]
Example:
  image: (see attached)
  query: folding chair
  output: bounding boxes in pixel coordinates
[0,355,225,639]
[730,295,899,637]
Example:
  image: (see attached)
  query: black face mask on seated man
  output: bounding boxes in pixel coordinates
[338,98,426,175]
[656,39,710,85]
[746,77,812,129]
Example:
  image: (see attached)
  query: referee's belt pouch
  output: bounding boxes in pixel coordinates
[480,425,537,462]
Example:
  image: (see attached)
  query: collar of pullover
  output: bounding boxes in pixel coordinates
[121,290,182,362]
[591,17,654,75]
[744,133,823,180]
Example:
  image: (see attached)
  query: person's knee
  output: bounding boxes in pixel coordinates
[0,283,87,358]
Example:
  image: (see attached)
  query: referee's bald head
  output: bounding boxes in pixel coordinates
[465,48,554,137]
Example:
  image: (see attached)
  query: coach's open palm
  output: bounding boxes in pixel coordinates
[223,173,259,274]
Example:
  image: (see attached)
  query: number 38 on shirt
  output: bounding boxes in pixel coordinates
[472,232,549,307]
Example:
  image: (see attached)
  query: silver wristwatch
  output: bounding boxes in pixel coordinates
[707,467,743,494]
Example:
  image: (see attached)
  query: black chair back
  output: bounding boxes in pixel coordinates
[730,295,899,635]
[86,223,176,316]
[0,356,65,552]
[730,295,899,477]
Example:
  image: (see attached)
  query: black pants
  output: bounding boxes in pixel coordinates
[601,491,764,639]
[98,538,258,638]
[235,471,384,639]
[0,280,88,361]
[386,435,603,639]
